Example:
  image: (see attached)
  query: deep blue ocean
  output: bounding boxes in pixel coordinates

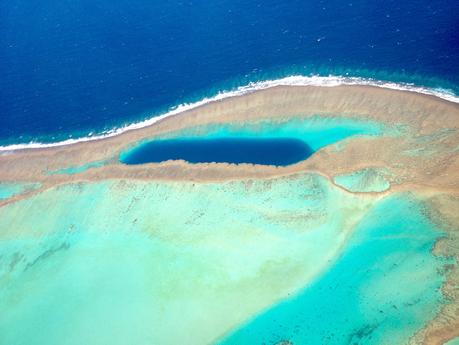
[1,0,458,146]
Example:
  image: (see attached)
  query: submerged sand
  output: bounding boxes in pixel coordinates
[0,85,458,344]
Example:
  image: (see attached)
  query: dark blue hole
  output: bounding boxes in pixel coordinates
[120,137,314,166]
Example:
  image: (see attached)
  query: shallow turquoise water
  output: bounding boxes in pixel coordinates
[47,160,106,175]
[445,337,459,345]
[0,176,448,344]
[0,182,41,200]
[219,194,449,344]
[155,116,385,152]
[0,175,371,345]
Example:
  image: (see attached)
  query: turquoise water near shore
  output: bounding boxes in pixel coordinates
[0,182,41,200]
[219,194,449,344]
[445,337,459,345]
[0,174,369,345]
[47,160,106,175]
[157,116,386,151]
[0,174,449,344]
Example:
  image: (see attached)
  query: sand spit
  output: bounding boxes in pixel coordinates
[0,85,458,185]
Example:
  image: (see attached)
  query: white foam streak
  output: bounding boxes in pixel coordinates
[1,75,458,152]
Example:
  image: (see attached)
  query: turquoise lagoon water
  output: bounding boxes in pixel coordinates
[0,182,41,200]
[47,160,106,175]
[219,194,448,345]
[120,116,386,165]
[0,174,370,345]
[0,174,449,344]
[445,337,459,345]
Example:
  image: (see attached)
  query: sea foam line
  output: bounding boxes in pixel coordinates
[1,75,458,152]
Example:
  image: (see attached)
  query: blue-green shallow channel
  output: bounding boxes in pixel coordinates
[0,174,449,345]
[220,195,448,345]
[0,182,41,200]
[46,160,106,175]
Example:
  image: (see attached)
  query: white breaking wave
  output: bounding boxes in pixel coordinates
[1,75,458,152]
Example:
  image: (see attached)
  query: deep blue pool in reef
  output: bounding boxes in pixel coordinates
[1,0,458,146]
[120,137,313,166]
[120,117,384,166]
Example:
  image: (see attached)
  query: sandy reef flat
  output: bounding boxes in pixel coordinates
[0,85,458,344]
